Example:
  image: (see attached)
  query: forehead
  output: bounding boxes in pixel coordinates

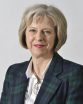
[28,15,54,28]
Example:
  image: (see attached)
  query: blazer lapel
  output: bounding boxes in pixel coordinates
[10,61,29,104]
[34,52,63,104]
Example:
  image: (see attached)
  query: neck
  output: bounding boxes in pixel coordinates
[32,54,53,79]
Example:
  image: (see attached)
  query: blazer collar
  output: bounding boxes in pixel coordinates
[15,52,63,104]
[34,52,63,104]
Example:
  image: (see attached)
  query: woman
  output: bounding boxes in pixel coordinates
[0,4,83,104]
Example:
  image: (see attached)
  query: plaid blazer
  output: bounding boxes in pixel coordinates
[0,52,83,104]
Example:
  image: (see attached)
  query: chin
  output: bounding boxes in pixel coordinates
[32,53,43,58]
[32,51,52,58]
[31,51,46,57]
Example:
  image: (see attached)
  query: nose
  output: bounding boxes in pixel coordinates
[35,31,44,41]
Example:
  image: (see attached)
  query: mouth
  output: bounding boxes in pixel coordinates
[34,44,45,48]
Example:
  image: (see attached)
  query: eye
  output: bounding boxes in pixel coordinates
[43,30,51,35]
[45,31,51,33]
[29,29,37,33]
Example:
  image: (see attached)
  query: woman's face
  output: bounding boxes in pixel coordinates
[25,16,56,58]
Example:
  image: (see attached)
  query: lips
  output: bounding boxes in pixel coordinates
[34,44,45,48]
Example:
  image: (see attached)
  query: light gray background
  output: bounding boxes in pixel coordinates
[0,0,83,97]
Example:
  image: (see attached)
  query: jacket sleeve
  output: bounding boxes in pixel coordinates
[0,66,13,104]
[66,66,83,104]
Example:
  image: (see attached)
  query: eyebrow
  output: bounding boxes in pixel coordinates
[28,27,53,30]
[28,27,37,29]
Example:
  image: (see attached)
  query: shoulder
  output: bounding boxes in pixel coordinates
[5,61,29,78]
[52,53,83,77]
[60,58,83,80]
[54,53,83,74]
[63,59,83,70]
[62,59,83,72]
[61,59,83,101]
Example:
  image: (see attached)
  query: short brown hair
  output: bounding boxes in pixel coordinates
[18,4,67,51]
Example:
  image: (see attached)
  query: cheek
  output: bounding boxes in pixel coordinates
[48,36,55,47]
[26,34,34,46]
